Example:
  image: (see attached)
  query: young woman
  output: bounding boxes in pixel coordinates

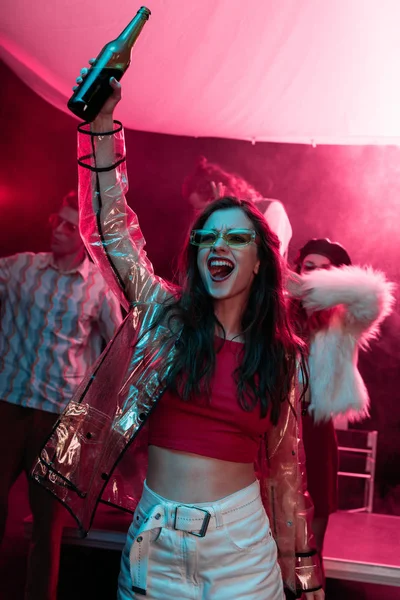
[32,76,324,599]
[288,238,394,566]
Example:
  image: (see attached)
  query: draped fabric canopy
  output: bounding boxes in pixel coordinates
[2,0,400,144]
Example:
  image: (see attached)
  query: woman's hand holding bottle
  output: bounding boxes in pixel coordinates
[73,59,122,132]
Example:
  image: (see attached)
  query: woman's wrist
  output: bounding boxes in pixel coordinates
[295,551,323,593]
[91,114,115,134]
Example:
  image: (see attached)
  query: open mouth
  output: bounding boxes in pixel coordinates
[207,257,235,281]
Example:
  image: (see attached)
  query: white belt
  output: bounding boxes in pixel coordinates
[129,496,260,595]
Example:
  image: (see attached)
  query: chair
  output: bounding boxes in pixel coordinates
[336,428,378,513]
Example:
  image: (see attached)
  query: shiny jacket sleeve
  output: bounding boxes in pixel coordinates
[262,385,323,594]
[77,121,173,312]
[97,287,124,342]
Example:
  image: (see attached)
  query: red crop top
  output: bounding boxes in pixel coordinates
[148,338,271,463]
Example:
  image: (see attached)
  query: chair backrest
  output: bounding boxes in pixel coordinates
[336,429,378,513]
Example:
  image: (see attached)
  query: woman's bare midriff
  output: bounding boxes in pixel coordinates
[146,445,256,503]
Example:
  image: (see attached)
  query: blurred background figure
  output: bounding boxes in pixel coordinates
[0,190,122,600]
[182,156,292,258]
[287,238,394,583]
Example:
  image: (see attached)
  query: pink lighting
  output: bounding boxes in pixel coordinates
[2,1,400,143]
[1,4,400,599]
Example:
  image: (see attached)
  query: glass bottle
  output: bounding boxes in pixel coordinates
[68,6,151,122]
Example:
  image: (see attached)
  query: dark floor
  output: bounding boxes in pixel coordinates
[1,475,400,599]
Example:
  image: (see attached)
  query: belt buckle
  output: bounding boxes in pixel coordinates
[174,505,211,538]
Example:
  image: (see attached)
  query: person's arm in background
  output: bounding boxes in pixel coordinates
[0,254,23,289]
[290,265,395,342]
[0,256,10,299]
[0,253,32,302]
[258,199,293,259]
[0,255,11,312]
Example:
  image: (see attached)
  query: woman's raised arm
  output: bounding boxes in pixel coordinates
[76,72,172,311]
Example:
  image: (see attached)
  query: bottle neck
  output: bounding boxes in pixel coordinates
[118,7,150,46]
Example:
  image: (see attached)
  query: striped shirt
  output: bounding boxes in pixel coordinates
[0,252,122,413]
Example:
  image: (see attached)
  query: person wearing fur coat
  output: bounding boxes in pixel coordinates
[287,238,395,578]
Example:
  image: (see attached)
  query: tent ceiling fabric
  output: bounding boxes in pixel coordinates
[2,0,400,144]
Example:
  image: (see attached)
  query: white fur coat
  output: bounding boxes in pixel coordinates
[290,266,395,422]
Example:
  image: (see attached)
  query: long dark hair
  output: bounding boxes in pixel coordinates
[158,197,305,425]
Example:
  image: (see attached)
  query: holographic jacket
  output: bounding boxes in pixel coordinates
[32,122,322,594]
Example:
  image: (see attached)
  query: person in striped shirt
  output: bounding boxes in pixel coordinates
[0,190,122,600]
